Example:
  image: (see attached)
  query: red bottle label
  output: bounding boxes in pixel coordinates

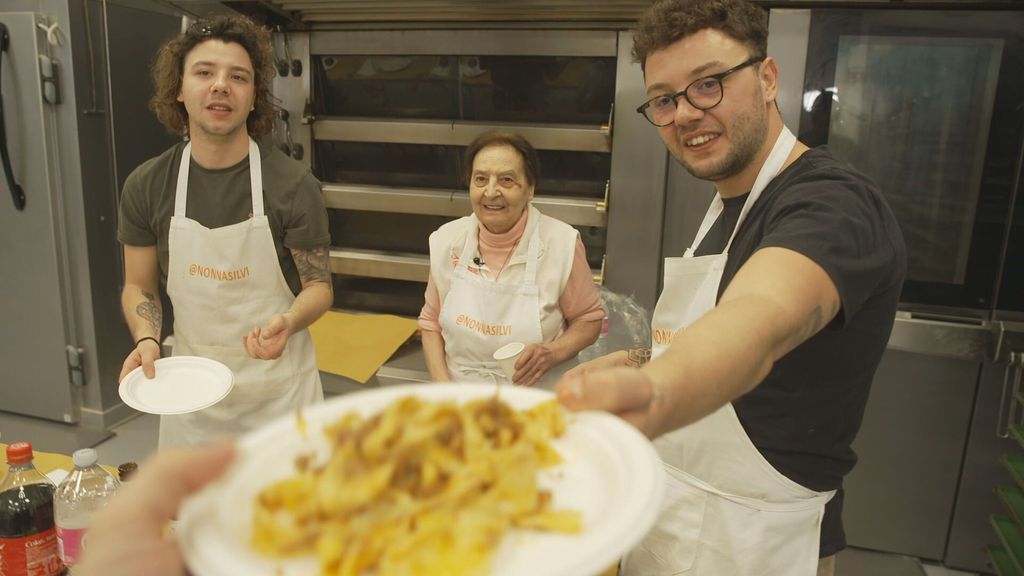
[0,528,65,576]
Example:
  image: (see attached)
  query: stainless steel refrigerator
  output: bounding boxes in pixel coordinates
[0,0,179,438]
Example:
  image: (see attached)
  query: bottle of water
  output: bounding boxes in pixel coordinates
[54,448,120,570]
[0,441,66,576]
[577,316,610,363]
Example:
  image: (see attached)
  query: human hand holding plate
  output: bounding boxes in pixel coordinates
[119,337,162,382]
[119,356,234,415]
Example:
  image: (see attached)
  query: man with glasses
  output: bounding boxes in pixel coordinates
[557,1,905,574]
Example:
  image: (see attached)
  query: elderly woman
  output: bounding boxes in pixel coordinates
[419,131,605,388]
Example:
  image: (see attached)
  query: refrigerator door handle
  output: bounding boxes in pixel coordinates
[997,351,1023,438]
[0,22,26,211]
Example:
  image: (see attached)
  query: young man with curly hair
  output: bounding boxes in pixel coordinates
[117,16,331,448]
[558,1,906,574]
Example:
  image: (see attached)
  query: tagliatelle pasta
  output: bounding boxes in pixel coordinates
[251,395,581,576]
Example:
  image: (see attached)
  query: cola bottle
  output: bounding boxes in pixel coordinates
[0,441,66,576]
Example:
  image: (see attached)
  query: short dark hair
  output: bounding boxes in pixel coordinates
[632,0,768,71]
[463,131,541,188]
[149,15,278,138]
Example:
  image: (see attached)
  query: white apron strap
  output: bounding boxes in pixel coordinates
[683,127,797,258]
[173,142,192,217]
[173,138,263,217]
[247,138,264,216]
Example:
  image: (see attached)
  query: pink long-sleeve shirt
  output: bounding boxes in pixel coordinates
[419,210,604,332]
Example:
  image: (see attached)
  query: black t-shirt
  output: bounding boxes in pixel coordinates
[693,146,906,555]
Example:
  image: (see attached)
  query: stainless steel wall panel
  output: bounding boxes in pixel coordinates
[660,157,717,287]
[766,9,811,132]
[605,31,669,311]
[311,29,617,56]
[90,1,181,415]
[313,117,611,152]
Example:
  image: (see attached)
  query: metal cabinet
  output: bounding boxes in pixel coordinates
[843,346,981,560]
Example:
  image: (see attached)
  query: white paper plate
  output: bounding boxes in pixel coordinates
[177,383,665,576]
[119,356,234,415]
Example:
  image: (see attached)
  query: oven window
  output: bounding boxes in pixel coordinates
[798,10,1024,311]
[827,35,1001,286]
[315,55,615,124]
[315,141,610,197]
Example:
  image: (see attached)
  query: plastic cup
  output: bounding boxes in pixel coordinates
[493,342,526,383]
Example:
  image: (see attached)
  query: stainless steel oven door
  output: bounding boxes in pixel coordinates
[770,7,1024,315]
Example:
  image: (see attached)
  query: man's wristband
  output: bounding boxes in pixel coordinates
[135,336,161,348]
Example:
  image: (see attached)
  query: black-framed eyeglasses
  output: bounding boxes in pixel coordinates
[636,57,765,127]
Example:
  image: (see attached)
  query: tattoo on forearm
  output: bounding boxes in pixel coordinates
[627,347,652,367]
[292,246,332,286]
[786,295,835,350]
[136,290,162,336]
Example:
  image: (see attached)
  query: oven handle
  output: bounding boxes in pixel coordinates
[997,351,1023,439]
[0,23,26,211]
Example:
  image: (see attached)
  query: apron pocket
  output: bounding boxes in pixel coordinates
[623,464,707,575]
[697,492,825,576]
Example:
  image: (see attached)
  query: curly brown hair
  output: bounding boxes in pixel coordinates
[632,0,768,71]
[463,131,541,189]
[148,16,278,138]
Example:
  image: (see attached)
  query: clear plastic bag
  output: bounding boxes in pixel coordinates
[577,287,652,362]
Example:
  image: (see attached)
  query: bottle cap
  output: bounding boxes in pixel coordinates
[118,462,138,482]
[72,448,99,468]
[6,441,34,464]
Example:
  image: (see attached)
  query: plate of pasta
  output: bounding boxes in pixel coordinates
[176,383,664,576]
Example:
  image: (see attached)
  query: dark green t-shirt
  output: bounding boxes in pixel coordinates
[118,141,330,294]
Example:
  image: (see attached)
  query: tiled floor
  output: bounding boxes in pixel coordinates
[92,412,159,468]
[922,562,979,576]
[835,547,978,576]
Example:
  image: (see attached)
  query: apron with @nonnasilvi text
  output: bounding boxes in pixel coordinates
[622,127,834,576]
[161,138,322,448]
[438,216,549,386]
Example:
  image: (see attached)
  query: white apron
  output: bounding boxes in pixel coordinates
[160,138,323,448]
[438,216,562,387]
[622,128,834,576]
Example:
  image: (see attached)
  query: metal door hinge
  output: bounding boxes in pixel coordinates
[38,54,60,105]
[66,345,85,387]
[35,15,62,106]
